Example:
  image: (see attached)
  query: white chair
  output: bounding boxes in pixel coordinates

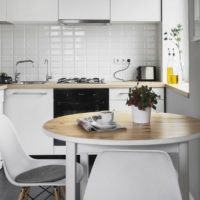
[0,114,83,200]
[83,150,182,200]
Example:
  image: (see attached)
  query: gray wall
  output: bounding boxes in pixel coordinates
[166,0,200,199]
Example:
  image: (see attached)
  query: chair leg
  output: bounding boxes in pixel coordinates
[58,186,66,199]
[24,187,30,200]
[54,187,61,200]
[60,186,66,199]
[58,187,61,198]
[18,188,25,200]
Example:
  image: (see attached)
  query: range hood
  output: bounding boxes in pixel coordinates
[0,21,12,25]
[58,19,110,25]
[58,0,110,24]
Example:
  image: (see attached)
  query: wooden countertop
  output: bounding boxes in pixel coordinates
[166,83,189,97]
[43,112,200,145]
[0,85,7,90]
[7,81,165,89]
[2,82,189,98]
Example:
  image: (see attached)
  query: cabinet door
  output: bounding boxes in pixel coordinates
[0,0,6,21]
[0,90,4,169]
[59,0,110,20]
[7,0,58,22]
[111,0,161,22]
[193,0,200,40]
[4,89,53,155]
[0,90,4,114]
[109,88,129,112]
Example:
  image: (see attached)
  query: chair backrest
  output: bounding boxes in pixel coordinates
[0,114,32,179]
[83,150,182,200]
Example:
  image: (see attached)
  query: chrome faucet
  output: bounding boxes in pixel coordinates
[15,60,34,83]
[44,58,52,82]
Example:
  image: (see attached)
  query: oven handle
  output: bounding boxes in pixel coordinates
[12,92,48,95]
[77,93,97,96]
[77,93,85,96]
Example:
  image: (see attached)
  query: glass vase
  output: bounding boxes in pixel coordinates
[178,52,184,84]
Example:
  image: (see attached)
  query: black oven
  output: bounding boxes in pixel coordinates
[54,88,109,145]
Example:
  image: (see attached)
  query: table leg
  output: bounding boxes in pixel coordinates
[66,142,77,200]
[80,153,89,200]
[178,142,189,200]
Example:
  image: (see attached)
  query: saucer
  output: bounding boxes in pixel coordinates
[91,120,117,130]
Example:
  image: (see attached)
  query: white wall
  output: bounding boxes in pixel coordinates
[166,0,200,199]
[0,23,160,82]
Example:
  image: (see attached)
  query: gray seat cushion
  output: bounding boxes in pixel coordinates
[15,165,65,183]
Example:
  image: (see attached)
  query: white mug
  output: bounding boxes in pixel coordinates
[100,111,114,124]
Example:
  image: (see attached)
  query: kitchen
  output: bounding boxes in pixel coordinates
[0,0,200,199]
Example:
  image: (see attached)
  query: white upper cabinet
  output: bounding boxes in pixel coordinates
[59,0,110,20]
[7,0,58,22]
[111,0,161,22]
[0,0,6,21]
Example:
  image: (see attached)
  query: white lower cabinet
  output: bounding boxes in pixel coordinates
[0,90,4,114]
[109,88,165,112]
[0,90,4,169]
[53,146,66,155]
[4,89,54,155]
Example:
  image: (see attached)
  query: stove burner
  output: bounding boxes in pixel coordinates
[79,78,88,83]
[57,77,104,84]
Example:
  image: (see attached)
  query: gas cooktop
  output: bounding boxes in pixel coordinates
[57,77,104,84]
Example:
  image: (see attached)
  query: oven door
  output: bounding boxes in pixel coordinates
[54,89,109,145]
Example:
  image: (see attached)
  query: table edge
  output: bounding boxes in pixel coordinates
[43,129,200,146]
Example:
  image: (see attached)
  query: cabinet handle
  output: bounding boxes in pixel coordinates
[119,93,128,95]
[12,92,48,95]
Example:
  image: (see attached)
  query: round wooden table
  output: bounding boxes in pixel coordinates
[43,112,200,200]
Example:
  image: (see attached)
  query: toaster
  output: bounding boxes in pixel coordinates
[136,66,156,81]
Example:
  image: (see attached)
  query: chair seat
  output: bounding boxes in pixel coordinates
[15,165,65,183]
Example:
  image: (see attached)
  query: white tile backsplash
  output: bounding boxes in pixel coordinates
[0,23,160,82]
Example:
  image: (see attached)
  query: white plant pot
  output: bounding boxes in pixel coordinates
[131,105,151,124]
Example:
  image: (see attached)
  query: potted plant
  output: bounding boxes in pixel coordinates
[126,84,160,124]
